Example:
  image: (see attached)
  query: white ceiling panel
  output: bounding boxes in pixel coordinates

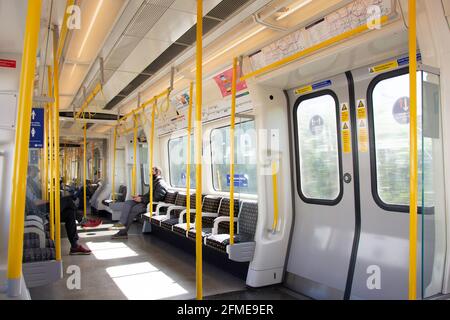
[0,0,27,53]
[143,9,196,43]
[170,0,222,15]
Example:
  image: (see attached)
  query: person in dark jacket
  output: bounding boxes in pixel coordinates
[112,166,168,239]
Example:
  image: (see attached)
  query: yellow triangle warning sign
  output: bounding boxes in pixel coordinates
[358,100,365,108]
[342,104,348,111]
[343,123,349,130]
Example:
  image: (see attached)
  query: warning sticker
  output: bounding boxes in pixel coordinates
[342,122,351,154]
[295,80,332,95]
[369,53,422,74]
[357,99,367,120]
[358,119,369,153]
[341,103,349,123]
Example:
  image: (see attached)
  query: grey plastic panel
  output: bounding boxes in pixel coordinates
[22,260,63,288]
[227,242,256,262]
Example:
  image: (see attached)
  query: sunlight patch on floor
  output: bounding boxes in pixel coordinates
[87,241,138,260]
[106,262,189,300]
[78,230,119,238]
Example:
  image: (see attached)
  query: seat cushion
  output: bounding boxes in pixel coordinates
[23,248,56,263]
[188,228,212,241]
[205,233,254,253]
[173,223,192,236]
[150,215,168,226]
[23,238,55,249]
[160,218,179,231]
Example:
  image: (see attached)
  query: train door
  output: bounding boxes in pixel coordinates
[286,56,446,300]
[349,59,446,300]
[286,73,357,300]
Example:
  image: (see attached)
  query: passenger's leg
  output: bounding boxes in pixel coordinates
[119,200,137,225]
[60,208,79,248]
[124,203,147,232]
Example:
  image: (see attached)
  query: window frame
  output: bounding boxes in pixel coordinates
[209,120,257,195]
[367,67,431,214]
[167,135,193,189]
[293,89,344,206]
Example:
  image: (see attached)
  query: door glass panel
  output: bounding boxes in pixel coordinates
[371,72,430,207]
[421,71,446,299]
[296,94,341,201]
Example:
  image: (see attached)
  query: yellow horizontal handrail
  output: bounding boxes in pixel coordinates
[118,88,170,124]
[74,82,102,119]
[241,16,389,81]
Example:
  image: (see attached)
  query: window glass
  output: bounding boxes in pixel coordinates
[210,120,257,195]
[168,135,195,188]
[296,94,341,201]
[372,72,433,207]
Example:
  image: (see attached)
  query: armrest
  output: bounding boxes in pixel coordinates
[24,220,44,230]
[156,203,172,215]
[167,206,186,218]
[212,216,230,235]
[24,227,46,248]
[26,215,44,225]
[202,212,219,218]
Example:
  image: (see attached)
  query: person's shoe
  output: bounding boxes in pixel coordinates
[81,218,103,228]
[111,231,128,240]
[70,243,92,255]
[110,223,125,230]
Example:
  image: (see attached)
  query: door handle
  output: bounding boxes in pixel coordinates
[343,173,352,184]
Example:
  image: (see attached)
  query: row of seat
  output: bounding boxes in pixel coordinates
[141,191,258,262]
[22,212,62,288]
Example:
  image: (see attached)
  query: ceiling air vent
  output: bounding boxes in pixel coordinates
[103,0,253,111]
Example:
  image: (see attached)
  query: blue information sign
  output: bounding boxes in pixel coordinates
[29,108,44,149]
[226,174,249,188]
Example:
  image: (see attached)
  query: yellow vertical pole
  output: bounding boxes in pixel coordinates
[43,103,49,201]
[408,0,418,301]
[149,101,156,217]
[186,83,193,229]
[7,0,42,295]
[271,161,279,231]
[91,143,95,181]
[195,0,203,301]
[229,57,238,245]
[63,148,67,185]
[83,124,87,218]
[47,67,55,240]
[112,128,117,201]
[132,114,138,196]
[52,27,62,261]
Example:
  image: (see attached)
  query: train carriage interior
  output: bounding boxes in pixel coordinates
[1,0,450,301]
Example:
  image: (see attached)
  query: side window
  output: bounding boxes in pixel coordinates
[370,70,432,208]
[295,92,342,203]
[168,135,195,188]
[210,120,257,195]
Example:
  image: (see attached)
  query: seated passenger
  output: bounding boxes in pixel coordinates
[112,166,168,239]
[26,166,92,255]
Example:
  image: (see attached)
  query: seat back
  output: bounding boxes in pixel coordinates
[118,185,127,202]
[174,193,187,207]
[218,198,240,217]
[164,190,178,204]
[238,201,258,238]
[201,196,221,213]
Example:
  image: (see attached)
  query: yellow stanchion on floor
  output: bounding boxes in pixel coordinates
[6,0,42,297]
[52,27,61,261]
[186,82,193,230]
[149,100,156,218]
[229,57,238,245]
[112,128,117,201]
[83,124,87,218]
[47,66,55,241]
[195,0,203,301]
[132,114,138,196]
[408,0,418,301]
